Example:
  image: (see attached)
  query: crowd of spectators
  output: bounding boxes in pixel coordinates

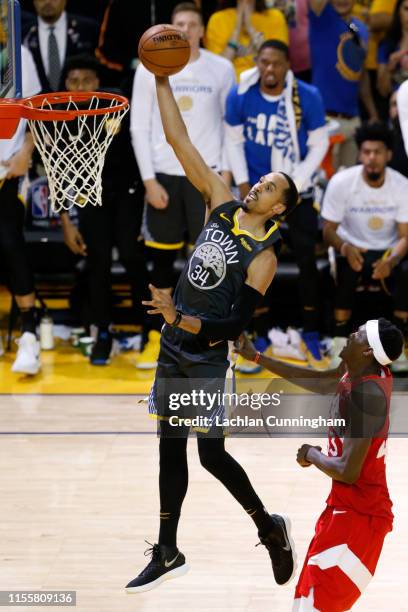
[1,0,408,375]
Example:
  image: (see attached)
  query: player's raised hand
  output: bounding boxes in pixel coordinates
[142,284,177,324]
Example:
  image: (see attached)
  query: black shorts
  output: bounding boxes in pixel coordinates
[142,173,206,249]
[148,325,232,436]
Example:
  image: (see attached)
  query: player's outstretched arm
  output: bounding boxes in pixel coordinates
[236,332,343,395]
[155,76,232,210]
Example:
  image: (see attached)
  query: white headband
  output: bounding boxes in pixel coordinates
[366,320,391,366]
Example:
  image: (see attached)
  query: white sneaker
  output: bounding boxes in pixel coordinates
[329,337,347,369]
[267,327,307,362]
[12,332,41,375]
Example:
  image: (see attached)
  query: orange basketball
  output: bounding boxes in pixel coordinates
[138,24,191,77]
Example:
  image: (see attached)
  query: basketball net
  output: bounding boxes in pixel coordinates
[25,94,129,213]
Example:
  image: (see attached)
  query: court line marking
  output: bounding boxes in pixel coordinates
[0,432,156,436]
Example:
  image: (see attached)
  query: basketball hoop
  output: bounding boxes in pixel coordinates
[0,91,129,212]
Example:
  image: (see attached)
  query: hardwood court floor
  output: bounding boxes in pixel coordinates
[0,396,407,612]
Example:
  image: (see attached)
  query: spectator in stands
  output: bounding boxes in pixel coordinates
[366,0,397,120]
[21,0,109,27]
[96,0,202,86]
[0,47,41,375]
[225,39,329,367]
[59,55,147,366]
[389,89,408,176]
[352,0,371,23]
[309,0,378,169]
[131,2,239,369]
[322,123,408,371]
[205,0,288,77]
[289,0,312,82]
[23,0,98,92]
[377,0,408,98]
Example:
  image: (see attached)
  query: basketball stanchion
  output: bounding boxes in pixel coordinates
[0,90,129,212]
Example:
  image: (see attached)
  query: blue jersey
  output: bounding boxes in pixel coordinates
[225,78,326,186]
[309,4,368,116]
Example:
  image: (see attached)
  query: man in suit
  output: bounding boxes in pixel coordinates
[23,0,98,91]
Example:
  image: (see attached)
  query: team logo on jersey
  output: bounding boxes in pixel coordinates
[177,95,193,112]
[336,31,366,82]
[188,241,226,290]
[368,216,384,230]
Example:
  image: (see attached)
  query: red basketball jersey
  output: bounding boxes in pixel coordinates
[326,367,393,527]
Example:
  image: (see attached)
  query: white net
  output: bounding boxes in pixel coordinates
[26,94,129,212]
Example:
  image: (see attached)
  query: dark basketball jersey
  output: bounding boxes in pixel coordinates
[172,200,281,320]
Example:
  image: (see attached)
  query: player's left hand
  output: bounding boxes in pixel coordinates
[142,284,177,324]
[371,258,392,280]
[1,148,32,179]
[296,444,322,467]
[234,332,257,361]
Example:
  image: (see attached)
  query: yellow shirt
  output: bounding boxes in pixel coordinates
[205,8,289,77]
[352,0,371,23]
[364,0,397,69]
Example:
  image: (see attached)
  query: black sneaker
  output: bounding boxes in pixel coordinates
[125,542,189,593]
[257,514,296,585]
[90,331,113,365]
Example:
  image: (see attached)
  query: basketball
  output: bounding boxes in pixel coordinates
[138,24,191,77]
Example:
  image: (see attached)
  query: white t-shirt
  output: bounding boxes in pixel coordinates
[397,79,408,156]
[322,165,408,250]
[130,49,235,180]
[0,46,41,162]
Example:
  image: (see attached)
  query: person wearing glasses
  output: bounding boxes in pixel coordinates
[308,0,378,169]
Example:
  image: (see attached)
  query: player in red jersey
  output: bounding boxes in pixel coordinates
[236,318,403,612]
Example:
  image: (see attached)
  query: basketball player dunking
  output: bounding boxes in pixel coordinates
[236,318,403,611]
[125,75,299,593]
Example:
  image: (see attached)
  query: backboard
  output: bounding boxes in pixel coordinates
[0,0,21,98]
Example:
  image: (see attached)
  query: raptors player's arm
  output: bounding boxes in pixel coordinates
[236,333,343,394]
[155,76,233,212]
[298,381,387,483]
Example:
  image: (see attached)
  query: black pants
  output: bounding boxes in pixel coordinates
[0,178,34,296]
[280,197,319,330]
[335,251,408,312]
[78,180,148,328]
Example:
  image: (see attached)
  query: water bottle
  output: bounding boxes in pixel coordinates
[40,312,54,350]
